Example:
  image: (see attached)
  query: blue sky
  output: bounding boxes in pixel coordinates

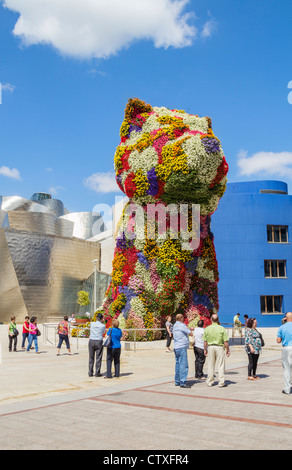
[0,0,291,214]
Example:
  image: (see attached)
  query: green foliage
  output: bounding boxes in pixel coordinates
[77,290,90,306]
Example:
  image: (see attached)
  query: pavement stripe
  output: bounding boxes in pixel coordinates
[90,396,292,429]
[135,388,292,408]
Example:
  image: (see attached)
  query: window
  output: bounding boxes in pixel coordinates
[267,225,288,243]
[264,260,286,278]
[260,295,283,314]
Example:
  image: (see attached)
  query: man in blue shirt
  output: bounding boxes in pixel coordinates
[277,312,292,394]
[88,313,105,377]
[173,314,194,388]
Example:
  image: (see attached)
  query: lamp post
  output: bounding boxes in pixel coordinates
[91,259,98,314]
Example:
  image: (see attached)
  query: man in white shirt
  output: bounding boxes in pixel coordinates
[88,313,105,377]
[193,319,206,379]
[173,314,194,388]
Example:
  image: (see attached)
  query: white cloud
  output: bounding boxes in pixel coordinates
[49,185,65,196]
[201,19,216,38]
[3,0,198,59]
[84,171,121,193]
[0,166,21,180]
[1,82,16,93]
[238,149,292,179]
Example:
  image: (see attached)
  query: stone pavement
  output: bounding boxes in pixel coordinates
[0,325,291,451]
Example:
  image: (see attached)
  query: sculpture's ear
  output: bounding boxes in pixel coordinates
[125,98,153,121]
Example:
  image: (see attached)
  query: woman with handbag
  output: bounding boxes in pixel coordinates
[104,319,123,379]
[245,317,263,380]
[56,316,72,356]
[8,316,18,352]
[26,316,40,354]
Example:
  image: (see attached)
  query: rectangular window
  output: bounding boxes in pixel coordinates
[267,225,288,243]
[260,295,283,314]
[264,260,287,278]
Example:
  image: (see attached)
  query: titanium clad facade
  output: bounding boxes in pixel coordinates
[0,192,111,322]
[6,211,74,238]
[0,229,27,321]
[3,229,102,321]
[60,212,105,240]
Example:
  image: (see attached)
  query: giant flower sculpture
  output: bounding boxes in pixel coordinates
[93,98,228,337]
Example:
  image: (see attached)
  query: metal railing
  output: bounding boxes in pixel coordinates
[42,324,166,351]
[42,323,246,350]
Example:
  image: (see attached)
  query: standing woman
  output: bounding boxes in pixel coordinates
[8,316,18,352]
[26,316,40,354]
[57,316,72,356]
[245,317,262,380]
[22,316,30,349]
[165,316,173,352]
[104,319,123,379]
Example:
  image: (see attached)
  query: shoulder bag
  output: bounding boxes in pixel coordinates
[10,323,19,336]
[103,328,112,347]
[256,329,264,347]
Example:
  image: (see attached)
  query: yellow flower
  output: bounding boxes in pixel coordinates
[134,169,149,196]
[158,240,192,266]
[120,120,130,137]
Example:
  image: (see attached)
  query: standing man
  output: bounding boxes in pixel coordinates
[203,314,230,388]
[233,313,242,337]
[277,312,292,395]
[193,319,206,379]
[88,313,105,377]
[173,314,194,388]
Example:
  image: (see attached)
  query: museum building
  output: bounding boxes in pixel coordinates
[212,180,292,327]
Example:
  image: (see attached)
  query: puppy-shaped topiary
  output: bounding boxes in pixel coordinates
[94,98,228,335]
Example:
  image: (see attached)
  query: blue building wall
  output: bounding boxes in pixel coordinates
[212,180,292,327]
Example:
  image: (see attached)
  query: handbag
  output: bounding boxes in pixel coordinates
[256,329,265,347]
[10,323,19,336]
[103,328,112,347]
[37,328,41,337]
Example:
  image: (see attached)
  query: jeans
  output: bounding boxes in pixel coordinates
[27,334,38,352]
[22,332,29,348]
[282,346,292,394]
[88,339,103,376]
[194,346,206,378]
[57,334,70,350]
[174,347,189,386]
[106,347,121,378]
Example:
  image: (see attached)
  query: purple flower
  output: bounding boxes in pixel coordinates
[137,252,149,269]
[185,258,198,274]
[147,167,159,197]
[119,286,137,318]
[116,232,135,250]
[193,290,213,310]
[127,124,142,137]
[201,137,220,154]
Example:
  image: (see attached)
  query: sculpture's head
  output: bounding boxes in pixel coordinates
[114,98,228,215]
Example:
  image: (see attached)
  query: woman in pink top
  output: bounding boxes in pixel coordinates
[26,316,40,354]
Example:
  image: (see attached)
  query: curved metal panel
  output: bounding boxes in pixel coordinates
[3,230,101,321]
[60,212,105,239]
[7,211,73,237]
[0,229,27,322]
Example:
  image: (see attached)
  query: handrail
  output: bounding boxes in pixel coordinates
[42,323,245,350]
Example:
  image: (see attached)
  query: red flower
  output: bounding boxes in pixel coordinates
[124,172,137,198]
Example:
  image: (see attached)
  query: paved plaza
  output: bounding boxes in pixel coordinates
[0,325,291,451]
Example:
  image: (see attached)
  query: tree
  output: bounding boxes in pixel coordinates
[77,290,90,307]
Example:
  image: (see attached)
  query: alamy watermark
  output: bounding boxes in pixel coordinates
[0,82,15,104]
[91,196,200,252]
[288,81,292,105]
